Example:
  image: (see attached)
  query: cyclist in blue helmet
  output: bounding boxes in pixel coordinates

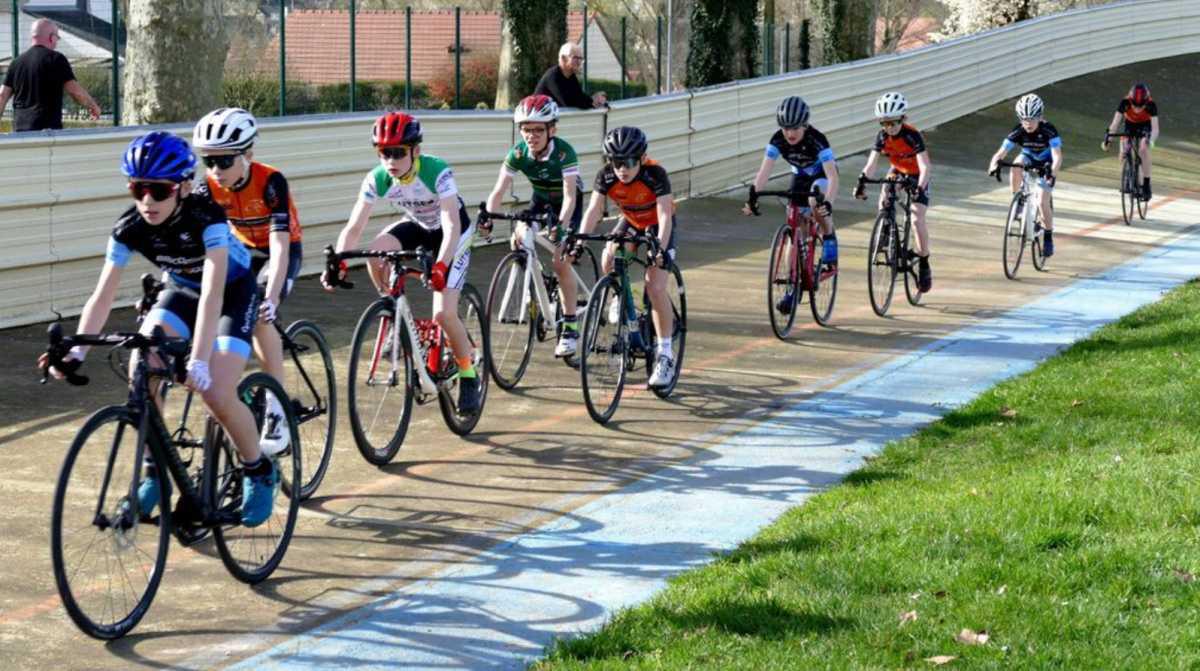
[38,131,280,528]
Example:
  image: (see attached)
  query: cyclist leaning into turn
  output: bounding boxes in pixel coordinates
[577,126,678,389]
[193,107,302,453]
[1102,82,1159,199]
[855,91,933,293]
[484,94,585,358]
[322,112,483,413]
[36,132,279,527]
[988,93,1063,257]
[743,95,840,313]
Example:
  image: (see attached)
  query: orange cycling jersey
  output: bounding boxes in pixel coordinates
[1118,98,1157,125]
[204,162,301,250]
[873,124,927,176]
[593,159,673,230]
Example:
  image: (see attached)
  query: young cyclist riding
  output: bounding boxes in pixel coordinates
[484,94,584,357]
[855,91,933,293]
[743,95,839,313]
[1102,82,1158,199]
[322,112,483,412]
[37,132,278,527]
[578,126,677,388]
[193,107,301,452]
[988,93,1063,257]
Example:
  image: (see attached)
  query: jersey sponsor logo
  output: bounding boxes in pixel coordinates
[155,254,205,266]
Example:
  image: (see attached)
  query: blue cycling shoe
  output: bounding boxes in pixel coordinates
[240,458,278,528]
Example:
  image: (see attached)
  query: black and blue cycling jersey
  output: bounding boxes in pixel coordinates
[1001,121,1062,163]
[765,127,836,178]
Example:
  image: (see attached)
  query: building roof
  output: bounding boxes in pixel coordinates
[254,9,590,86]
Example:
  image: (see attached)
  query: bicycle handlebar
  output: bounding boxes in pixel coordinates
[858,175,918,188]
[752,187,826,203]
[42,323,188,386]
[991,160,1052,182]
[476,203,554,226]
[324,244,434,291]
[1105,130,1148,140]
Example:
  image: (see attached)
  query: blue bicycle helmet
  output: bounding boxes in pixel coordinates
[120,132,196,182]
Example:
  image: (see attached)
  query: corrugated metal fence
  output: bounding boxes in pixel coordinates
[1,0,1197,328]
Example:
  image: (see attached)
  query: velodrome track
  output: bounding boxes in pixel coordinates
[3,65,1200,668]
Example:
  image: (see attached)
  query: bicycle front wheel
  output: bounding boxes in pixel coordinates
[1135,155,1148,219]
[439,283,489,435]
[580,275,628,424]
[1120,154,1136,225]
[867,212,898,316]
[210,373,301,584]
[485,252,537,390]
[281,319,336,501]
[809,230,837,326]
[767,223,800,339]
[644,260,687,399]
[347,299,413,465]
[1002,193,1026,280]
[902,214,924,306]
[51,405,169,640]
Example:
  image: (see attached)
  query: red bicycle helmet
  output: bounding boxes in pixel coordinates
[1129,82,1151,106]
[372,112,422,147]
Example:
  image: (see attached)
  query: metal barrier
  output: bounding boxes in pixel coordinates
[1,0,1197,328]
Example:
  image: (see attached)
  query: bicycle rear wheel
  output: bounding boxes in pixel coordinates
[867,212,898,316]
[347,299,413,465]
[485,252,537,390]
[902,215,924,306]
[1135,155,1148,219]
[1002,193,1026,280]
[1031,214,1047,271]
[580,275,628,424]
[439,283,489,435]
[210,373,301,584]
[51,406,169,640]
[281,319,336,501]
[809,230,837,326]
[643,260,687,399]
[1120,154,1136,225]
[767,223,800,339]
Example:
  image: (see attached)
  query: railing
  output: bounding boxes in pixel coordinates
[0,0,1197,328]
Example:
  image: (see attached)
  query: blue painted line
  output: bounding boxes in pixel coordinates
[230,225,1200,670]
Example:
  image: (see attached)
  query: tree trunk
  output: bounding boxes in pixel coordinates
[809,0,875,65]
[495,16,517,110]
[495,0,568,111]
[122,0,229,125]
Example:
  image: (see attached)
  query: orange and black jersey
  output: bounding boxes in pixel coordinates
[593,159,673,230]
[873,124,927,176]
[1117,98,1157,125]
[200,162,302,251]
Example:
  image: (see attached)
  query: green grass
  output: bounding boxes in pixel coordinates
[534,280,1200,668]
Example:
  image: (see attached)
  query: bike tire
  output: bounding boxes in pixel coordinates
[439,283,489,435]
[281,319,336,501]
[1135,154,1148,219]
[767,223,800,339]
[903,214,924,306]
[210,373,301,584]
[809,230,837,326]
[347,299,413,465]
[52,405,170,640]
[484,252,537,390]
[643,260,687,399]
[1120,154,1135,225]
[580,275,628,424]
[1003,193,1026,280]
[867,211,898,316]
[1031,219,1047,272]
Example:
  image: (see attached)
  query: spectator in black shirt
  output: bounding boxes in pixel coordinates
[534,42,607,110]
[0,19,101,132]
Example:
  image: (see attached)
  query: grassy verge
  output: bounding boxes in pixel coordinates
[535,280,1200,669]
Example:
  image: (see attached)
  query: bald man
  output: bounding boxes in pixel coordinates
[1,19,100,132]
[534,42,607,111]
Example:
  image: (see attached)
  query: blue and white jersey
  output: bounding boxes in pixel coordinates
[1001,121,1062,163]
[765,127,836,177]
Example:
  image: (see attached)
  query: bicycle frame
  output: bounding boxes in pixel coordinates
[374,268,443,400]
[495,224,593,335]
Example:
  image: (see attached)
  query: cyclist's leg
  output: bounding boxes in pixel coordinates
[431,208,477,371]
[135,285,195,410]
[1037,178,1054,231]
[202,275,263,465]
[550,193,583,319]
[807,177,836,263]
[645,222,677,346]
[372,220,418,294]
[250,246,299,381]
[1138,133,1152,196]
[912,193,931,257]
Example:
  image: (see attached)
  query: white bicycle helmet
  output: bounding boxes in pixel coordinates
[1015,93,1044,121]
[193,107,258,152]
[514,94,560,125]
[874,91,907,119]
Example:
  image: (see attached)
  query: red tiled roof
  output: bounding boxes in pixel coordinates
[258,10,587,85]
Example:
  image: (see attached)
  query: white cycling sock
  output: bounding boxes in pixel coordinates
[657,336,672,358]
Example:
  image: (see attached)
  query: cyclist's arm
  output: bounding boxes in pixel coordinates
[559,176,578,230]
[436,196,460,268]
[916,151,932,190]
[485,168,513,214]
[1150,116,1159,146]
[335,195,374,253]
[860,150,880,180]
[1105,111,1123,135]
[988,144,1010,172]
[263,230,289,306]
[655,195,673,247]
[820,159,838,205]
[72,261,123,357]
[579,190,605,235]
[192,248,229,365]
[1050,146,1063,177]
[750,156,776,192]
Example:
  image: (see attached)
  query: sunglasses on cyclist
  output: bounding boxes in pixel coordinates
[609,156,640,170]
[378,146,411,160]
[128,181,181,202]
[201,154,240,170]
[879,119,901,128]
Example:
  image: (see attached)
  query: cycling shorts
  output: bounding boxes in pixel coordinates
[250,240,303,302]
[382,203,474,291]
[788,175,832,214]
[1016,156,1055,192]
[612,216,678,263]
[1122,121,1151,140]
[530,190,584,233]
[886,169,931,206]
[143,272,260,359]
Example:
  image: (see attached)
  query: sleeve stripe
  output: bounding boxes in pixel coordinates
[203,223,231,249]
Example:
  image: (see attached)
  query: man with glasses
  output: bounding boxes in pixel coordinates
[323,112,483,413]
[0,18,101,131]
[1102,82,1158,200]
[534,42,607,110]
[855,91,933,293]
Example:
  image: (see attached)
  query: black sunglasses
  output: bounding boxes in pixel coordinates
[128,181,180,201]
[378,146,410,160]
[202,154,240,170]
[609,156,640,169]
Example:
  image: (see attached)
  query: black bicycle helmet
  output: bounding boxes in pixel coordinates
[602,126,648,159]
[776,96,810,128]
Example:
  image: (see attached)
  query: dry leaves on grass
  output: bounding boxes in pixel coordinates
[1173,568,1195,583]
[995,584,1007,596]
[1071,399,1085,407]
[899,610,919,626]
[956,628,990,645]
[999,407,1018,418]
[926,655,957,665]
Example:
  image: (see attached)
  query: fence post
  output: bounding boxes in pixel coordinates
[784,22,790,73]
[110,0,119,125]
[349,0,356,112]
[278,0,286,117]
[800,19,810,70]
[619,16,626,100]
[582,1,588,93]
[656,16,663,95]
[405,6,412,109]
[454,7,461,109]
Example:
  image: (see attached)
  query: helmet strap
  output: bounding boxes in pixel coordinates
[231,154,253,190]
